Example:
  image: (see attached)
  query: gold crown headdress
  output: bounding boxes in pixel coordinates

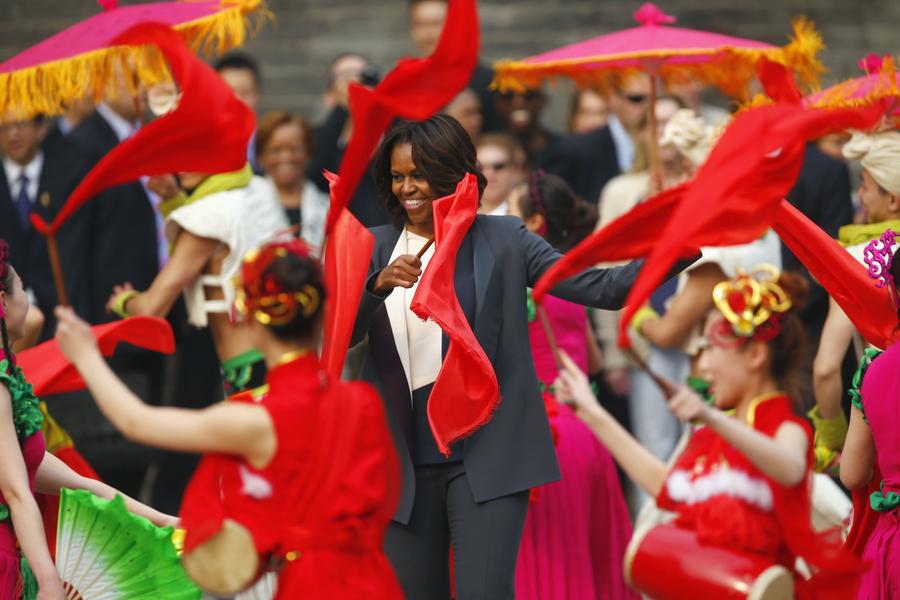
[709,264,792,345]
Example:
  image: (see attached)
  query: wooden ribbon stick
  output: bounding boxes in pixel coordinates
[46,234,68,307]
[415,237,435,260]
[622,345,678,400]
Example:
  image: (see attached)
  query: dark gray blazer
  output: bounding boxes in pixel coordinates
[351,215,647,524]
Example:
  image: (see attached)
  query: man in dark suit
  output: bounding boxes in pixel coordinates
[62,89,164,497]
[0,115,93,338]
[69,99,161,324]
[494,88,621,204]
[306,52,392,227]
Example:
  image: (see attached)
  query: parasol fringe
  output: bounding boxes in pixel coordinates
[808,56,900,113]
[0,0,270,119]
[492,16,826,100]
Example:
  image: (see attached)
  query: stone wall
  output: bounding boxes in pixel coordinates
[2,0,898,127]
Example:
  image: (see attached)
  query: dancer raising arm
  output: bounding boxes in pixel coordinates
[0,240,174,600]
[555,266,865,599]
[56,238,402,599]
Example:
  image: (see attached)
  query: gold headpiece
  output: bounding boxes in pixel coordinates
[711,264,791,341]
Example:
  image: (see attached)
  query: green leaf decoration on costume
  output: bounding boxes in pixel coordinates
[848,347,882,424]
[871,481,900,512]
[0,359,44,441]
[56,489,200,599]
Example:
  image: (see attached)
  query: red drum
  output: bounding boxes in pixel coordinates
[624,524,794,600]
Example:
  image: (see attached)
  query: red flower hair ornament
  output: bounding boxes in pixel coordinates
[234,238,322,327]
[708,264,792,348]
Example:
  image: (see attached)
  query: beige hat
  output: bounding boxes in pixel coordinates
[843,131,900,195]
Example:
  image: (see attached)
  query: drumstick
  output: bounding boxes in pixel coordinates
[621,346,678,400]
[536,304,563,370]
[415,237,435,260]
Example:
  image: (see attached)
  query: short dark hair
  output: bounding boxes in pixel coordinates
[515,172,597,252]
[255,110,314,162]
[213,51,262,88]
[372,115,487,229]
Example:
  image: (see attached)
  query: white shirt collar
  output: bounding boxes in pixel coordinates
[607,115,635,174]
[3,151,43,202]
[97,102,137,142]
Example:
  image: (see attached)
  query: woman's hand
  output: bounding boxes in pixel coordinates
[36,575,66,600]
[373,255,422,295]
[147,174,181,201]
[54,306,99,365]
[668,386,710,423]
[106,282,135,315]
[554,351,604,422]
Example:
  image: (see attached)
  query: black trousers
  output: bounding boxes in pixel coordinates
[384,462,529,600]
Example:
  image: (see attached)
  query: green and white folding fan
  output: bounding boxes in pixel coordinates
[55,488,200,600]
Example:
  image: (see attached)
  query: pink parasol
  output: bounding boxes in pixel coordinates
[494,2,823,97]
[494,2,824,184]
[806,54,900,115]
[0,0,267,118]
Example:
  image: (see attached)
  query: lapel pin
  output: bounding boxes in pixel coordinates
[39,192,51,208]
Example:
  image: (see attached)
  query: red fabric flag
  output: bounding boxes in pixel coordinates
[320,171,375,379]
[17,316,175,397]
[31,22,254,236]
[534,61,886,347]
[409,174,499,456]
[324,0,478,236]
[773,201,897,348]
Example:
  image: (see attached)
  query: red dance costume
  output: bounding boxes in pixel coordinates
[631,393,864,599]
[180,352,403,599]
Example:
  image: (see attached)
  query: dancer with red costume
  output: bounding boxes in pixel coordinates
[0,240,175,600]
[555,266,867,599]
[56,238,402,599]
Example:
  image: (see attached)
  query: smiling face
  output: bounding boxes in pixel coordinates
[859,168,899,223]
[259,122,308,189]
[390,143,436,233]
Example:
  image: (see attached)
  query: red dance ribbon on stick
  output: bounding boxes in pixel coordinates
[28,22,254,306]
[533,59,887,348]
[17,316,175,397]
[323,0,479,236]
[320,171,376,379]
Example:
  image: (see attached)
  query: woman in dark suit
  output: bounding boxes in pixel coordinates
[351,114,687,600]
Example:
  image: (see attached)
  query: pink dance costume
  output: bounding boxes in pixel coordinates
[857,341,900,599]
[0,358,45,599]
[515,293,636,599]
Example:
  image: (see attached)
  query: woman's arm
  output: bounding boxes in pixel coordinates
[668,388,809,487]
[840,407,876,490]
[106,230,220,318]
[518,221,696,310]
[35,452,177,528]
[55,308,275,464]
[555,352,668,497]
[0,388,64,597]
[638,263,723,349]
[812,298,856,420]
